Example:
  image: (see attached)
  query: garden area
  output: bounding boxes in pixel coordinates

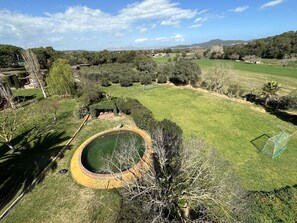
[1,45,297,222]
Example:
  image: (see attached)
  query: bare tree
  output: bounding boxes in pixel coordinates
[202,63,231,93]
[0,78,15,109]
[21,49,47,98]
[106,129,248,222]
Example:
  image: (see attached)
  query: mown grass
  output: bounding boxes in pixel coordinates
[106,84,297,191]
[2,113,131,223]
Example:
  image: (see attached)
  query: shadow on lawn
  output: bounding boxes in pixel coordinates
[0,130,70,210]
[265,108,297,126]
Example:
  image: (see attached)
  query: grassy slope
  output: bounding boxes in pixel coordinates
[3,119,126,223]
[106,84,297,191]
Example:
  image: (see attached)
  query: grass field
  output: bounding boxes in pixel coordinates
[106,84,297,191]
[2,117,134,223]
[2,86,297,222]
[153,57,297,95]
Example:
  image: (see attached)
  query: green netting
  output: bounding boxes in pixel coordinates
[262,131,290,158]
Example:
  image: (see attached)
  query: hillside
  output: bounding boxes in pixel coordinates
[172,39,248,49]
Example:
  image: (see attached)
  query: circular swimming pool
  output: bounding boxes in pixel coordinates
[70,127,152,189]
[81,131,145,173]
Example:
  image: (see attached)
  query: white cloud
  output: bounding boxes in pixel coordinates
[194,17,207,23]
[229,6,249,13]
[119,0,197,25]
[135,38,148,43]
[0,0,199,45]
[160,19,180,26]
[190,23,202,28]
[136,25,148,33]
[260,0,284,9]
[134,33,185,44]
[48,36,64,42]
[155,34,184,42]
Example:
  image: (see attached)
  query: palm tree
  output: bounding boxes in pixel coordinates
[262,81,280,107]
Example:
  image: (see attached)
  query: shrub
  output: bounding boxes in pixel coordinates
[140,75,152,85]
[130,107,155,131]
[119,76,132,87]
[109,73,120,84]
[101,78,110,87]
[131,72,140,83]
[157,75,167,84]
[73,106,89,119]
[227,83,245,98]
[116,98,143,114]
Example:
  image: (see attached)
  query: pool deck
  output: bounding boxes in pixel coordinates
[70,127,153,189]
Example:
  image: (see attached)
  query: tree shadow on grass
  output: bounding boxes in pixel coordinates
[0,130,70,210]
[265,108,297,126]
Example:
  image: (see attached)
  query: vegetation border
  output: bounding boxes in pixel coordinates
[70,127,152,189]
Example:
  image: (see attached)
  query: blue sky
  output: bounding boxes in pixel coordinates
[0,0,296,50]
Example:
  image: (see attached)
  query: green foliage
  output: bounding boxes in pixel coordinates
[46,59,76,97]
[263,81,280,96]
[130,106,155,131]
[73,106,89,119]
[154,119,183,150]
[116,98,143,114]
[157,74,167,84]
[101,78,110,87]
[250,185,297,222]
[116,97,155,131]
[0,44,22,68]
[171,60,201,85]
[135,57,157,73]
[109,73,120,84]
[78,79,102,105]
[227,83,245,98]
[31,46,58,69]
[119,75,132,87]
[224,31,297,59]
[131,71,140,83]
[140,74,152,85]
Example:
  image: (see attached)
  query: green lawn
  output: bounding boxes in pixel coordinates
[195,59,297,79]
[2,116,129,223]
[106,84,297,191]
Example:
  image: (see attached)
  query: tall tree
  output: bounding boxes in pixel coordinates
[105,121,248,222]
[171,60,201,85]
[21,49,47,98]
[46,59,76,97]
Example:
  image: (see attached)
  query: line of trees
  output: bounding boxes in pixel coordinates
[224,31,297,60]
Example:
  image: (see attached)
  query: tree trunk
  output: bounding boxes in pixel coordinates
[7,141,16,152]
